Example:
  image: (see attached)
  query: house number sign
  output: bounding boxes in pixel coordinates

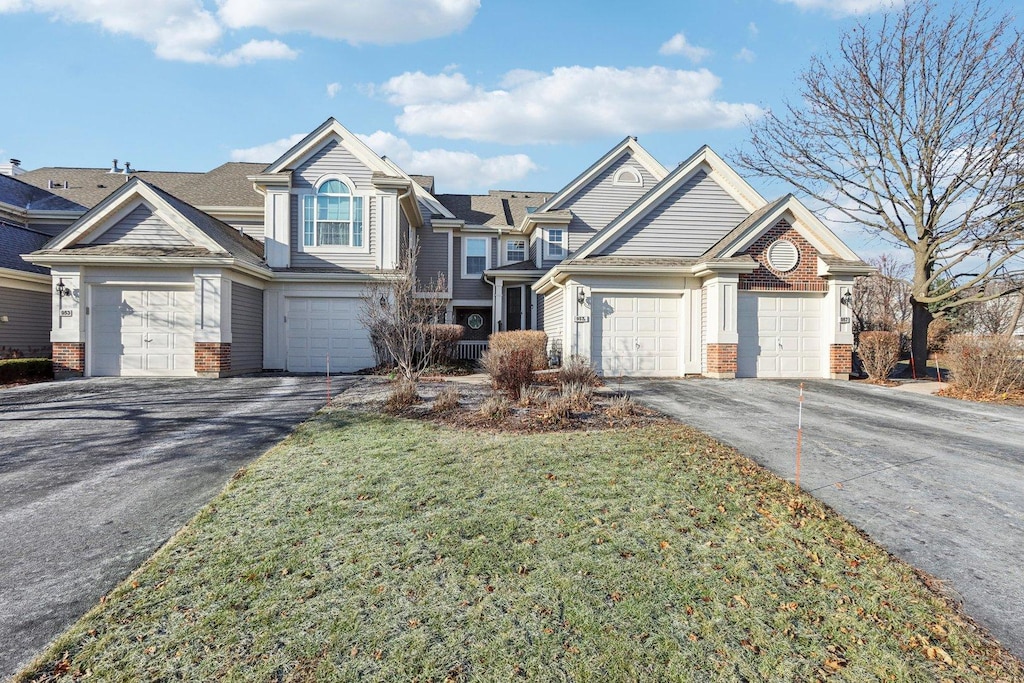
[60,309,73,317]
[574,315,590,323]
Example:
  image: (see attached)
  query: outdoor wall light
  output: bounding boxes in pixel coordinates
[379,294,388,308]
[55,280,72,298]
[576,287,586,305]
[840,291,853,307]
[0,315,8,323]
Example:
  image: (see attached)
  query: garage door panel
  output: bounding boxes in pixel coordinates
[91,286,194,377]
[738,293,824,378]
[286,297,374,373]
[593,294,681,378]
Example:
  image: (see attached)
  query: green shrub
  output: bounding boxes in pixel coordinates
[488,330,548,371]
[0,358,52,384]
[857,331,901,382]
[945,335,1024,395]
[482,347,534,399]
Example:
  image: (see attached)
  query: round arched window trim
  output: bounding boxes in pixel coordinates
[612,167,643,187]
[766,238,800,272]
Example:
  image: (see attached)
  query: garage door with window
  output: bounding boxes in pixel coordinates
[286,297,374,373]
[737,293,823,378]
[592,294,680,377]
[91,286,195,376]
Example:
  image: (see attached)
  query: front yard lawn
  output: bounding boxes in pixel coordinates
[20,412,1022,681]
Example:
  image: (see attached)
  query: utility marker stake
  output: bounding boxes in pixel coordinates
[796,382,804,490]
[934,356,942,385]
[910,354,917,380]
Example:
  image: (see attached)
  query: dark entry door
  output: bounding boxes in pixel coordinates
[505,287,523,331]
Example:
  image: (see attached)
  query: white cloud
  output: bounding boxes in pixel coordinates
[358,131,537,192]
[229,133,306,163]
[735,47,756,63]
[748,22,759,38]
[228,130,537,192]
[379,72,474,106]
[217,0,480,45]
[658,32,711,63]
[775,0,905,17]
[326,82,342,98]
[0,0,297,65]
[382,66,763,144]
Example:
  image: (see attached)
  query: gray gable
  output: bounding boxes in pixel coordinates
[598,170,750,258]
[292,139,374,191]
[89,203,192,248]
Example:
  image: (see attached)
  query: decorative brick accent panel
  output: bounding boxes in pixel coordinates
[195,342,231,376]
[739,219,828,292]
[706,343,737,377]
[830,344,853,378]
[53,341,84,378]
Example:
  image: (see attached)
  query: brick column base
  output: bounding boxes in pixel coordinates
[53,342,85,378]
[705,343,738,379]
[195,342,231,377]
[830,344,853,379]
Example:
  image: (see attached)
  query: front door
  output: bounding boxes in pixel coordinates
[505,286,523,331]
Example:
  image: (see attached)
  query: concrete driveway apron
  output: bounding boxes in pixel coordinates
[622,378,1024,660]
[0,375,353,680]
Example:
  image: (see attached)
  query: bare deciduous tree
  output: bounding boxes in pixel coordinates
[852,253,912,335]
[956,280,1024,336]
[739,0,1024,372]
[358,247,449,381]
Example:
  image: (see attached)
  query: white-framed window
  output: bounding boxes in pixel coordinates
[613,167,643,187]
[462,236,490,278]
[301,178,366,250]
[505,238,526,264]
[544,228,566,260]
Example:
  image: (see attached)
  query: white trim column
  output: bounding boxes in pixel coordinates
[264,183,292,268]
[703,274,739,378]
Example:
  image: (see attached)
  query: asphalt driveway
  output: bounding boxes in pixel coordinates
[623,378,1024,660]
[0,375,354,680]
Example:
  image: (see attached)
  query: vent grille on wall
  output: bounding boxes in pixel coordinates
[766,239,799,272]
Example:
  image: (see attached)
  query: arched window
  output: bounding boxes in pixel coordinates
[302,178,364,247]
[613,167,643,187]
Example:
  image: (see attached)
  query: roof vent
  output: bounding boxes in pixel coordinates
[123,162,133,175]
[109,159,121,174]
[766,239,800,272]
[9,159,20,167]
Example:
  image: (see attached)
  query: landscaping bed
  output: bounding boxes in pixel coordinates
[18,407,1023,682]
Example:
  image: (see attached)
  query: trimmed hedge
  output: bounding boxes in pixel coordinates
[0,358,53,384]
[858,331,901,382]
[488,330,548,371]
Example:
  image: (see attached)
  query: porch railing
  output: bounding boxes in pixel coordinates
[454,340,488,361]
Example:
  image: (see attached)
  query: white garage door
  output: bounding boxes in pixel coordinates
[91,286,195,377]
[286,297,375,373]
[737,293,823,378]
[592,294,680,377]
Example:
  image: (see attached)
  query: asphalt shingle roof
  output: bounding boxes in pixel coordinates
[0,223,50,274]
[0,174,84,212]
[436,190,554,228]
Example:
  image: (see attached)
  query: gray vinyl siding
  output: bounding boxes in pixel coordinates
[225,219,265,243]
[229,282,263,373]
[452,235,496,300]
[543,152,657,266]
[92,204,190,247]
[543,288,564,362]
[292,140,374,191]
[289,193,377,270]
[416,225,449,291]
[601,170,749,257]
[0,286,50,356]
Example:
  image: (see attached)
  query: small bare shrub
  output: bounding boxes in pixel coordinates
[927,317,953,353]
[384,379,419,412]
[479,394,512,420]
[606,393,638,418]
[482,347,534,399]
[518,384,549,408]
[538,394,573,423]
[945,335,1024,396]
[560,382,593,411]
[559,355,599,387]
[424,324,464,366]
[432,384,461,413]
[489,330,548,370]
[858,331,901,382]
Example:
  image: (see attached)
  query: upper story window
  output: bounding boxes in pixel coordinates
[505,238,526,264]
[613,167,643,187]
[544,228,566,260]
[302,179,364,249]
[462,236,489,278]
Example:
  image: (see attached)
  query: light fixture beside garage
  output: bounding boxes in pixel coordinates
[766,239,799,272]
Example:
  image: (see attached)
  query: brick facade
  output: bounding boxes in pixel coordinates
[830,343,853,378]
[706,343,737,378]
[739,219,828,292]
[195,342,231,377]
[53,341,84,378]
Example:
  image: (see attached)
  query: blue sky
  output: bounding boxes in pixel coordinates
[0,0,975,257]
